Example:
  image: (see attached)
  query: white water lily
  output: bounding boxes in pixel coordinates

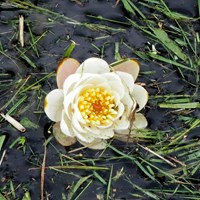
[44,57,148,149]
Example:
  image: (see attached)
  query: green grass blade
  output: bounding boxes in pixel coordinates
[121,0,135,14]
[149,53,193,71]
[0,193,6,200]
[149,27,187,61]
[67,175,92,200]
[126,176,160,200]
[106,165,113,200]
[0,135,6,151]
[198,0,200,17]
[159,102,200,109]
[64,41,76,58]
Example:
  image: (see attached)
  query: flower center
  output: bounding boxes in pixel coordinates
[78,87,118,126]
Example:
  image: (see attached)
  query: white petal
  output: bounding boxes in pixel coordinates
[63,91,77,118]
[96,82,111,91]
[72,115,87,133]
[53,122,76,146]
[114,129,129,135]
[113,59,140,81]
[132,84,148,111]
[73,73,107,89]
[76,57,110,74]
[121,93,136,112]
[73,99,87,124]
[108,81,125,99]
[112,91,121,106]
[115,71,135,92]
[100,73,126,98]
[132,113,148,129]
[103,72,121,82]
[64,84,91,121]
[85,127,114,139]
[60,111,74,137]
[63,74,81,95]
[44,89,64,122]
[97,123,113,129]
[114,113,147,135]
[71,126,94,143]
[56,58,80,89]
[114,102,125,120]
[78,139,107,150]
[114,115,130,130]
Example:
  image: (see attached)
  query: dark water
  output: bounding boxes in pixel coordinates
[0,0,199,199]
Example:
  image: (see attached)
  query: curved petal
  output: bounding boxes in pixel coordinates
[74,74,107,89]
[121,93,136,112]
[44,89,64,122]
[63,74,81,95]
[112,91,122,106]
[114,102,125,120]
[71,126,94,143]
[114,115,130,130]
[102,73,125,97]
[115,71,135,92]
[114,59,140,81]
[63,91,76,116]
[72,115,87,133]
[85,127,114,139]
[53,122,76,146]
[78,139,107,150]
[57,58,80,89]
[60,111,74,137]
[132,113,148,129]
[76,57,110,74]
[132,84,148,112]
[108,81,125,99]
[64,83,92,120]
[114,113,147,135]
[103,72,121,82]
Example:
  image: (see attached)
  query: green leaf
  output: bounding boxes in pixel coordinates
[150,28,187,61]
[20,117,39,129]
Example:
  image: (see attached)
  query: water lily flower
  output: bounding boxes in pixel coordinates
[44,57,148,149]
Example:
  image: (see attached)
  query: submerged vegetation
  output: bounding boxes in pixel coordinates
[0,0,200,199]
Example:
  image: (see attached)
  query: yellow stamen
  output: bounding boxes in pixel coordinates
[78,87,117,126]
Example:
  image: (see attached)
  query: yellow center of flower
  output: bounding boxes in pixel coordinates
[78,87,118,126]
